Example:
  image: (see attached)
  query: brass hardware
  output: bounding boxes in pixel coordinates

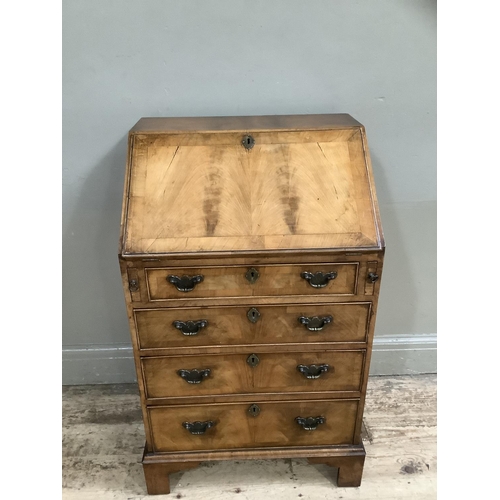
[182,421,215,435]
[128,279,139,292]
[295,416,326,431]
[297,364,330,379]
[177,368,211,384]
[247,353,260,367]
[167,274,204,292]
[365,261,378,296]
[298,315,333,332]
[247,307,261,323]
[248,404,261,417]
[242,135,255,150]
[300,271,337,288]
[245,267,260,284]
[173,320,208,336]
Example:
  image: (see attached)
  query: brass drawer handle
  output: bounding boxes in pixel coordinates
[177,368,211,384]
[297,364,330,379]
[300,271,337,288]
[298,315,333,331]
[182,420,215,435]
[295,416,326,431]
[173,320,208,336]
[167,274,204,292]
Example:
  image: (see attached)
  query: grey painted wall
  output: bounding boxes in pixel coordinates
[63,0,436,383]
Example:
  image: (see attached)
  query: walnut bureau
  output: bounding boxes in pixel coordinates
[118,114,384,495]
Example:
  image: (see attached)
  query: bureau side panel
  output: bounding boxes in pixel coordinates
[352,250,385,443]
[119,258,154,450]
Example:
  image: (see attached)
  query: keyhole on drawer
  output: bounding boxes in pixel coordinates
[248,404,261,417]
[245,267,260,284]
[247,307,261,323]
[247,354,260,367]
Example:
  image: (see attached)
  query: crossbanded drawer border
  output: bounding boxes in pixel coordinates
[144,261,360,302]
[132,300,373,353]
[139,348,367,402]
[146,397,362,454]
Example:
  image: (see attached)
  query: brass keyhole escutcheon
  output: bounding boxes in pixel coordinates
[245,267,260,284]
[248,404,261,417]
[247,307,261,323]
[242,135,255,150]
[247,353,260,367]
[128,279,139,292]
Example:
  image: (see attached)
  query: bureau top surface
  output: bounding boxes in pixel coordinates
[120,114,384,257]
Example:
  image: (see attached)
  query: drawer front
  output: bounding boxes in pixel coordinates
[149,399,359,452]
[142,350,364,399]
[146,263,358,300]
[135,303,370,349]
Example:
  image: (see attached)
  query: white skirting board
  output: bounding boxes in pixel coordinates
[62,335,437,385]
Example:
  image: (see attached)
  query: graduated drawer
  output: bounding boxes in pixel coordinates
[149,399,359,452]
[145,263,358,300]
[142,350,364,399]
[135,303,371,349]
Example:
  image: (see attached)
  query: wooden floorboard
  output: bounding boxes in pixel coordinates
[62,375,437,499]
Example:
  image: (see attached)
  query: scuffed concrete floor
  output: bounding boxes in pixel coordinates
[62,375,436,499]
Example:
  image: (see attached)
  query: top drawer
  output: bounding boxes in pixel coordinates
[146,263,358,301]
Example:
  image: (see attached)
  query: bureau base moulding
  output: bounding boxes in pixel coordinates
[142,444,366,494]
